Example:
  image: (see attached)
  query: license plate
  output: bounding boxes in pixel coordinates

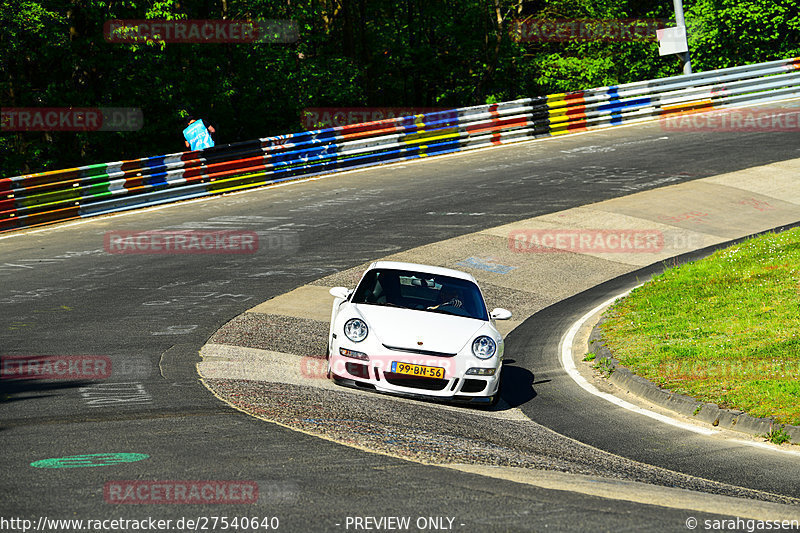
[391,362,445,379]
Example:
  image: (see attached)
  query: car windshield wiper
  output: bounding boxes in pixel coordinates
[424,308,475,319]
[358,301,406,309]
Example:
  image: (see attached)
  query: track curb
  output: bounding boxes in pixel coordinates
[587,305,800,445]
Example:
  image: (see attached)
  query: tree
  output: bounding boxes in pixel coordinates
[2,0,797,178]
[685,0,800,70]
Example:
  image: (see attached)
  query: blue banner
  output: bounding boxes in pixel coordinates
[183,119,215,151]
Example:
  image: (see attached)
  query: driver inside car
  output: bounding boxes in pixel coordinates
[428,287,463,310]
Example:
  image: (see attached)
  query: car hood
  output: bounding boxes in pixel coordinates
[353,304,486,354]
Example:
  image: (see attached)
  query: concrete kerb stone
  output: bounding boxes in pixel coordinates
[694,403,722,427]
[587,301,800,444]
[588,324,704,419]
[735,414,783,439]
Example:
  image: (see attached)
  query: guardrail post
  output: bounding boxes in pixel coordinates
[673,0,693,74]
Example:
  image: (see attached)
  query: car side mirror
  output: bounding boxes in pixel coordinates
[329,287,351,300]
[490,308,512,320]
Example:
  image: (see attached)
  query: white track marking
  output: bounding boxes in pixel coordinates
[560,289,719,436]
[561,288,800,456]
[730,439,800,457]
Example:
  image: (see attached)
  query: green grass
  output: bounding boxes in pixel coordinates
[766,425,792,445]
[601,228,800,427]
[594,357,615,376]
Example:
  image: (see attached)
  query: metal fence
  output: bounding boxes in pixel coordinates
[2,56,799,233]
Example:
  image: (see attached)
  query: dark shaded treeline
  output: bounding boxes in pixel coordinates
[1,0,798,176]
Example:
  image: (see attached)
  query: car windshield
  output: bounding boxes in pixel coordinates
[351,268,489,321]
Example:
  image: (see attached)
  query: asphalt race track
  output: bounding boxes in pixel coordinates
[2,109,800,532]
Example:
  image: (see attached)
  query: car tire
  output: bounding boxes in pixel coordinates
[484,374,502,408]
[488,392,500,407]
[325,344,332,379]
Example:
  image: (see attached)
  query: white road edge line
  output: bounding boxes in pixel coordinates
[561,288,800,456]
[560,288,718,436]
[729,439,800,456]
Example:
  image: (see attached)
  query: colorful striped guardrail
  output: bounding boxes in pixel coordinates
[2,56,799,233]
[544,56,800,135]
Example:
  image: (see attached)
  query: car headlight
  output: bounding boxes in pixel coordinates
[466,367,496,376]
[472,336,496,359]
[344,318,368,343]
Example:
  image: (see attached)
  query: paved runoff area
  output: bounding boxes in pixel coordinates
[198,158,800,508]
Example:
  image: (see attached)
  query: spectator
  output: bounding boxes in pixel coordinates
[182,116,216,151]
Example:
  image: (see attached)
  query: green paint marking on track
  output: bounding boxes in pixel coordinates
[30,453,149,469]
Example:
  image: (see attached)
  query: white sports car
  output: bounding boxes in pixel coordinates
[327,261,512,405]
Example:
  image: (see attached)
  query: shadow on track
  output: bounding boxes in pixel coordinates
[494,360,538,410]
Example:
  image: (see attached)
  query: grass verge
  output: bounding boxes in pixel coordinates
[601,227,800,427]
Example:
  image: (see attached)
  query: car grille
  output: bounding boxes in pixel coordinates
[345,362,370,379]
[382,344,457,357]
[383,372,449,391]
[461,379,487,393]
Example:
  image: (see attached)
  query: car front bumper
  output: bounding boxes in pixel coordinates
[328,350,501,403]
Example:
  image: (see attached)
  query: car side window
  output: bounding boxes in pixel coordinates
[368,277,385,303]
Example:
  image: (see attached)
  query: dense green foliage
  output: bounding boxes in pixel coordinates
[2,0,799,176]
